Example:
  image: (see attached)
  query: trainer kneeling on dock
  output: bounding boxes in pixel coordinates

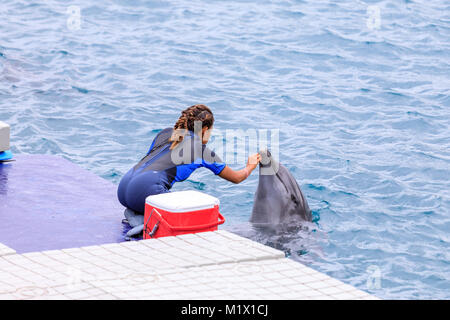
[117,104,261,238]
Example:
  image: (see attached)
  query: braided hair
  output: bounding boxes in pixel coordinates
[169,104,215,150]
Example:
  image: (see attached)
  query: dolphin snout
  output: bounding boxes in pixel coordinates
[259,149,272,168]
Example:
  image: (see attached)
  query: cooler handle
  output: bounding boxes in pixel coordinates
[144,208,160,238]
[147,208,225,234]
[165,212,225,231]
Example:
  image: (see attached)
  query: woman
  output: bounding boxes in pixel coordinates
[118,104,261,217]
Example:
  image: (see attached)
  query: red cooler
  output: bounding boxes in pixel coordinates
[143,190,225,239]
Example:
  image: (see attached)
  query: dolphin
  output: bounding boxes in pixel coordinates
[251,149,312,226]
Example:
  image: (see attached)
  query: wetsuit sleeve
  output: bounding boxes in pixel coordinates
[201,145,226,175]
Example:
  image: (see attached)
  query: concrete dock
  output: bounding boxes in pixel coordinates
[0,230,377,300]
[0,153,377,300]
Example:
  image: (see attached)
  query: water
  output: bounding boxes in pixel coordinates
[1,0,449,299]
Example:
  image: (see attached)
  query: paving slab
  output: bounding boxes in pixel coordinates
[0,230,378,300]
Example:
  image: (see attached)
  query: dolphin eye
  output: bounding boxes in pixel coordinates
[291,194,299,206]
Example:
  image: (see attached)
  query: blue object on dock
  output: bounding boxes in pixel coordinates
[0,154,125,253]
[0,150,13,162]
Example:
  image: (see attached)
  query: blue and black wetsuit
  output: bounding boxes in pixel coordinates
[117,127,226,214]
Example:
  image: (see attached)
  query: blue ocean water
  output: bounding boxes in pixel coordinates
[1,0,449,299]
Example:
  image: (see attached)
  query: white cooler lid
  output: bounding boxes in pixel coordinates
[145,190,220,213]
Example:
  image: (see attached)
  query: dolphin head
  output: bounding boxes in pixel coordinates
[258,148,279,175]
[251,149,312,226]
[259,149,272,168]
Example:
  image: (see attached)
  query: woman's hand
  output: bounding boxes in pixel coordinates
[246,153,261,172]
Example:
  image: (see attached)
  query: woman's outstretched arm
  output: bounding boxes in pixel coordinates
[218,153,261,184]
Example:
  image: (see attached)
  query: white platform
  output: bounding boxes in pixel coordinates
[0,231,378,300]
[0,121,10,152]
